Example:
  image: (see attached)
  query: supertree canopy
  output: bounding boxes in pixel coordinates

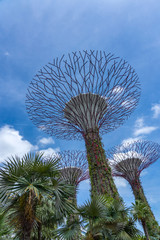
[58,151,89,231]
[58,150,89,189]
[107,140,160,236]
[26,50,140,197]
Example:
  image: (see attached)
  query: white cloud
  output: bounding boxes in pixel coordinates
[151,104,160,118]
[134,126,158,136]
[0,125,60,163]
[122,137,141,145]
[121,98,136,109]
[114,177,127,188]
[0,125,37,162]
[135,117,144,128]
[133,117,158,136]
[39,147,60,158]
[112,86,124,94]
[39,137,54,145]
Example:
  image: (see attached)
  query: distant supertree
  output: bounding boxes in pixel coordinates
[58,150,89,236]
[26,50,140,197]
[107,140,160,236]
[58,150,89,199]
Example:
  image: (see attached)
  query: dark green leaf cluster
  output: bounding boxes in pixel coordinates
[0,153,159,240]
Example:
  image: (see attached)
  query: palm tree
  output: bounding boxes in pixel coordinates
[0,210,12,239]
[54,195,141,240]
[0,153,74,240]
[31,197,67,240]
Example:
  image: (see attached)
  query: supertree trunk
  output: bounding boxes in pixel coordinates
[141,219,150,240]
[59,151,89,239]
[67,187,78,222]
[84,128,119,199]
[37,222,42,240]
[22,233,31,240]
[131,178,159,236]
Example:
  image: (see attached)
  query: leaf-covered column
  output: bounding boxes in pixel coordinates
[84,128,120,199]
[131,178,160,236]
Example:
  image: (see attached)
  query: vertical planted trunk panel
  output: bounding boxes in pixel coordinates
[84,129,120,199]
[131,178,160,236]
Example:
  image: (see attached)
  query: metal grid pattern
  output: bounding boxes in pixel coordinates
[107,140,160,183]
[58,150,89,186]
[26,50,140,140]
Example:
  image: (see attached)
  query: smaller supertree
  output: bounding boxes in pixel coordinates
[58,151,89,239]
[58,150,89,206]
[107,140,160,237]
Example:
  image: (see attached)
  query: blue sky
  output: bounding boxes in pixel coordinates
[0,0,160,227]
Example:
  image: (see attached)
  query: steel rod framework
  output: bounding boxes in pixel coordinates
[26,50,141,197]
[58,150,89,233]
[26,50,140,140]
[58,150,89,187]
[107,140,160,236]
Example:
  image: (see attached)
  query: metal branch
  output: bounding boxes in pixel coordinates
[26,50,140,140]
[58,150,89,186]
[107,140,160,184]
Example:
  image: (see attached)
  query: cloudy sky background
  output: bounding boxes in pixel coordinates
[0,0,160,226]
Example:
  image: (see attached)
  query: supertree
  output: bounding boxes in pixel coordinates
[58,150,89,239]
[58,150,89,206]
[26,50,140,198]
[107,140,160,236]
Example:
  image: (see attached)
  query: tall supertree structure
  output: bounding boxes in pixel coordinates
[107,140,160,235]
[26,50,140,198]
[58,150,89,206]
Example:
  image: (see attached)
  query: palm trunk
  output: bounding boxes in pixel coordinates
[21,191,37,240]
[38,222,42,240]
[84,128,120,199]
[67,187,82,240]
[141,219,150,240]
[22,231,31,240]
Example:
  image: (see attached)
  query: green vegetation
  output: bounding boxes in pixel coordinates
[0,153,74,239]
[84,128,119,199]
[0,153,159,239]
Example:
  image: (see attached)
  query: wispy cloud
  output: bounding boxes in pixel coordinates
[4,51,10,56]
[133,117,158,136]
[38,137,54,145]
[134,126,158,136]
[122,137,141,145]
[134,117,144,128]
[151,104,160,118]
[39,147,60,157]
[114,177,127,188]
